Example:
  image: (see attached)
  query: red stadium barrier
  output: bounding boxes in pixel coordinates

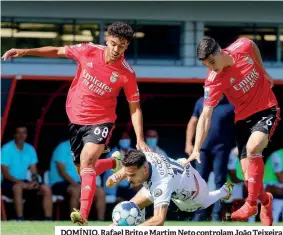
[2,75,283,84]
[1,74,283,150]
[1,77,17,143]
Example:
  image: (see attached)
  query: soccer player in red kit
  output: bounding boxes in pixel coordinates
[2,22,150,225]
[185,37,281,225]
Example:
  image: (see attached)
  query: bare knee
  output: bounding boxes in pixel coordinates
[40,184,52,197]
[246,141,261,156]
[246,132,268,156]
[13,183,23,195]
[80,143,104,167]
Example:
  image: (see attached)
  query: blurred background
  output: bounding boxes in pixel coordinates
[1,1,283,223]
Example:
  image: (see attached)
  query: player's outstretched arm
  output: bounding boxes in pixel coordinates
[2,46,66,60]
[138,204,168,226]
[186,106,214,164]
[129,102,150,152]
[193,105,213,151]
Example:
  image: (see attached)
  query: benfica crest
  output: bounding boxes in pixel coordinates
[110,71,119,83]
[230,78,236,84]
[245,56,254,65]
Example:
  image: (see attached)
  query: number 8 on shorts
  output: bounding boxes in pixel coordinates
[88,123,114,145]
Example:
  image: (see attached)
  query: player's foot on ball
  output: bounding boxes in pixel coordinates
[106,169,125,188]
[111,151,123,173]
[260,192,273,226]
[231,202,258,221]
[70,208,88,226]
[221,182,234,201]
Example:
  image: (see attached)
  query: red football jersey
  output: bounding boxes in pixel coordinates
[65,43,140,125]
[204,38,278,122]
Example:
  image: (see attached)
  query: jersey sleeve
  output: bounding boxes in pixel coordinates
[226,37,253,54]
[28,145,38,166]
[65,42,93,61]
[1,144,11,167]
[270,152,283,173]
[151,180,173,208]
[123,72,140,103]
[203,71,224,107]
[241,38,253,52]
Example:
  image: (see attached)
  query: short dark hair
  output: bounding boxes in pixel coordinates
[15,123,27,131]
[197,36,220,60]
[122,150,146,168]
[107,22,134,42]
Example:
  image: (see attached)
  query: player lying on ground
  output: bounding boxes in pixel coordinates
[2,22,150,226]
[107,150,233,226]
[185,36,281,225]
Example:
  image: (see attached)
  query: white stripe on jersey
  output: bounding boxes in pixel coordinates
[227,40,244,51]
[207,71,217,82]
[87,43,105,50]
[122,60,135,73]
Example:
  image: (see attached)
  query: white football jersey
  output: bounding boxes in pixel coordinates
[142,151,197,209]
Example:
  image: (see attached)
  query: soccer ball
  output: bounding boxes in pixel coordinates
[112,201,141,226]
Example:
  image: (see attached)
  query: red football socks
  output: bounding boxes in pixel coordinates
[95,158,116,176]
[258,183,269,206]
[80,167,96,219]
[247,156,264,207]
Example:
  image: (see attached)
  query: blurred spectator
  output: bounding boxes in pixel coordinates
[145,129,169,157]
[264,148,283,223]
[103,132,136,202]
[93,175,106,221]
[49,140,81,214]
[185,96,234,221]
[1,124,53,221]
[49,140,106,221]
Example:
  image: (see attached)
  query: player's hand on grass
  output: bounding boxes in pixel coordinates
[136,140,150,152]
[185,143,194,156]
[2,48,27,61]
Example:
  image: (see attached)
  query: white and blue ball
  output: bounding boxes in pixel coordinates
[112,201,141,226]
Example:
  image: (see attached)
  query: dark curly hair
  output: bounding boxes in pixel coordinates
[107,22,134,43]
[197,36,220,60]
[122,150,146,168]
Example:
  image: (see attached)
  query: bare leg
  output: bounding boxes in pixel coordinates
[12,183,24,218]
[67,184,80,213]
[39,184,53,217]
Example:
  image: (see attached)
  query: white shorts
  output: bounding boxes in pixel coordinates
[139,166,209,212]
